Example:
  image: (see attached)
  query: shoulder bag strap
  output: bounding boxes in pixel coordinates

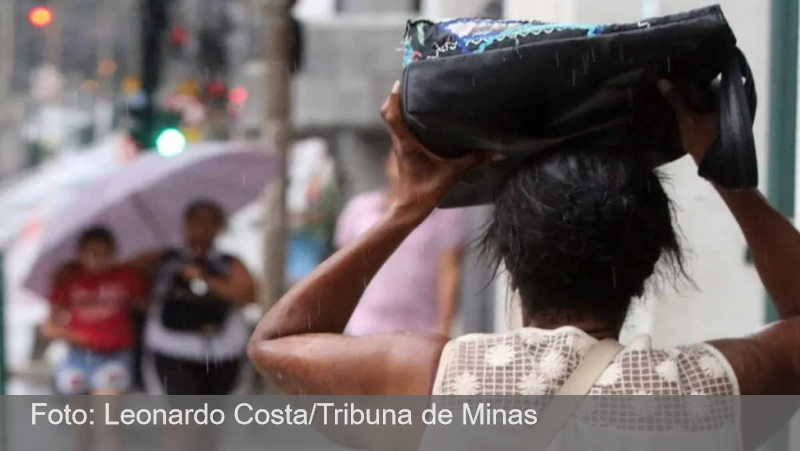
[512,338,624,451]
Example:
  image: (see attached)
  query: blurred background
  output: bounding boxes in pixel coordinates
[0,0,795,443]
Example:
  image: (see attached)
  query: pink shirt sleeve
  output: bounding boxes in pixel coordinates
[334,198,359,249]
[434,208,468,251]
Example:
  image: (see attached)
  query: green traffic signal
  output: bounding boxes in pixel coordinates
[155,128,187,157]
[127,105,186,155]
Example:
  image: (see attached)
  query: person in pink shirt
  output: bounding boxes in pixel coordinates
[335,151,466,336]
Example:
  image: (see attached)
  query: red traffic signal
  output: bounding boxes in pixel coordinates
[228,87,248,105]
[207,80,226,99]
[29,6,53,28]
[171,26,188,47]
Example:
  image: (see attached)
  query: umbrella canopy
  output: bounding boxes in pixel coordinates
[23,141,277,297]
[0,134,125,250]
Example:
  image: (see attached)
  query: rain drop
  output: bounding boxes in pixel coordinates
[556,51,560,68]
[667,56,672,73]
[591,47,596,63]
[572,69,576,86]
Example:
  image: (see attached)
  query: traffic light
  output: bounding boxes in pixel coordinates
[170,26,188,48]
[28,6,53,28]
[134,0,182,157]
[155,128,187,157]
[228,87,248,105]
[206,79,226,99]
[129,107,187,157]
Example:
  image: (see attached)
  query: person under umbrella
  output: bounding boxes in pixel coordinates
[130,199,255,395]
[22,142,275,394]
[40,226,146,451]
[43,226,146,396]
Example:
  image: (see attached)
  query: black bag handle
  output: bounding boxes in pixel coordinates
[698,47,758,190]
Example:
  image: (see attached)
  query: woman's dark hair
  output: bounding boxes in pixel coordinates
[184,199,227,225]
[77,226,116,250]
[480,144,686,323]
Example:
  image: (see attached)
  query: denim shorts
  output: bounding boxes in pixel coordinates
[54,347,133,395]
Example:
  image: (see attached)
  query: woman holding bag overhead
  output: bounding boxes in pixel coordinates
[249,79,800,450]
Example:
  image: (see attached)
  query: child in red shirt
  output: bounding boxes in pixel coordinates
[42,226,146,395]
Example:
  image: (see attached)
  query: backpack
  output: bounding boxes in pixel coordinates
[157,249,234,336]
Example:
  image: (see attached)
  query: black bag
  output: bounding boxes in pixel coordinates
[159,250,232,335]
[400,5,757,208]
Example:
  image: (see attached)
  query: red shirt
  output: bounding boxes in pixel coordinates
[50,266,145,352]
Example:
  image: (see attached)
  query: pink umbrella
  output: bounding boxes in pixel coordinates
[23,141,277,297]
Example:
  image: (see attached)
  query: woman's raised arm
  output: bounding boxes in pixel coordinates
[248,82,495,398]
[660,80,800,399]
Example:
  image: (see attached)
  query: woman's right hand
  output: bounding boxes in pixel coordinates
[658,79,720,165]
[381,81,499,215]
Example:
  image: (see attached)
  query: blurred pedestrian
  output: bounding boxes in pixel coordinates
[334,151,466,336]
[43,226,146,396]
[131,199,256,395]
[42,228,142,451]
[43,227,142,451]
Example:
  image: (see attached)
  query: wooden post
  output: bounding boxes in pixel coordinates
[260,0,293,311]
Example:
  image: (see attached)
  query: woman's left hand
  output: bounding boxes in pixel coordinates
[381,81,500,214]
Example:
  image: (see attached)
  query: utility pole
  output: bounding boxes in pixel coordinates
[45,0,61,71]
[0,0,15,103]
[261,0,293,311]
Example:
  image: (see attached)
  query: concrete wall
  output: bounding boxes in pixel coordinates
[291,15,406,131]
[338,0,416,13]
[291,0,498,130]
[500,0,770,346]
[422,0,487,18]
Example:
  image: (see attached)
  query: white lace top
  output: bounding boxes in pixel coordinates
[421,327,743,451]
